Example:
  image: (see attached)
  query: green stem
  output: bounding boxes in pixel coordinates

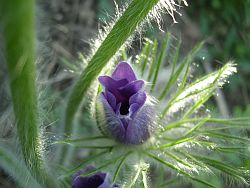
[0,145,41,188]
[0,1,56,187]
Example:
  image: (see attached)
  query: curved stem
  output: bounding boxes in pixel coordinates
[0,1,57,187]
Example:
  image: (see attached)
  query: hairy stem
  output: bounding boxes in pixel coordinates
[0,1,56,187]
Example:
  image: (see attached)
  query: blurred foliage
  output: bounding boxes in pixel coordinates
[234,105,250,117]
[186,0,250,107]
[186,0,250,173]
[97,0,117,20]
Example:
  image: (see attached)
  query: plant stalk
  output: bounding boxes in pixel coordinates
[0,1,57,187]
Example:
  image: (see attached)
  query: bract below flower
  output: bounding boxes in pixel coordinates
[97,62,155,144]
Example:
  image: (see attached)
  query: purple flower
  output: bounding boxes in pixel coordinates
[72,166,117,188]
[98,62,155,144]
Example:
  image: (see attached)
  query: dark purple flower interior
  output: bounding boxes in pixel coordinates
[99,62,146,117]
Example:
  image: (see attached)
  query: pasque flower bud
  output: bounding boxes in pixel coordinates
[97,62,155,145]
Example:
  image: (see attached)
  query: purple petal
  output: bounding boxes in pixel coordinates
[120,116,130,130]
[129,103,141,117]
[112,62,137,82]
[129,92,146,106]
[129,92,146,117]
[125,105,155,144]
[100,95,126,142]
[115,102,121,115]
[99,76,128,91]
[118,80,144,99]
[99,76,128,103]
[103,91,116,112]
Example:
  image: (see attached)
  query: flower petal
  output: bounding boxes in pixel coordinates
[129,103,141,117]
[100,94,126,142]
[129,92,146,117]
[118,80,144,99]
[125,105,155,144]
[104,91,116,112]
[120,116,130,130]
[129,91,146,106]
[99,76,128,102]
[112,62,137,82]
[99,76,128,91]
